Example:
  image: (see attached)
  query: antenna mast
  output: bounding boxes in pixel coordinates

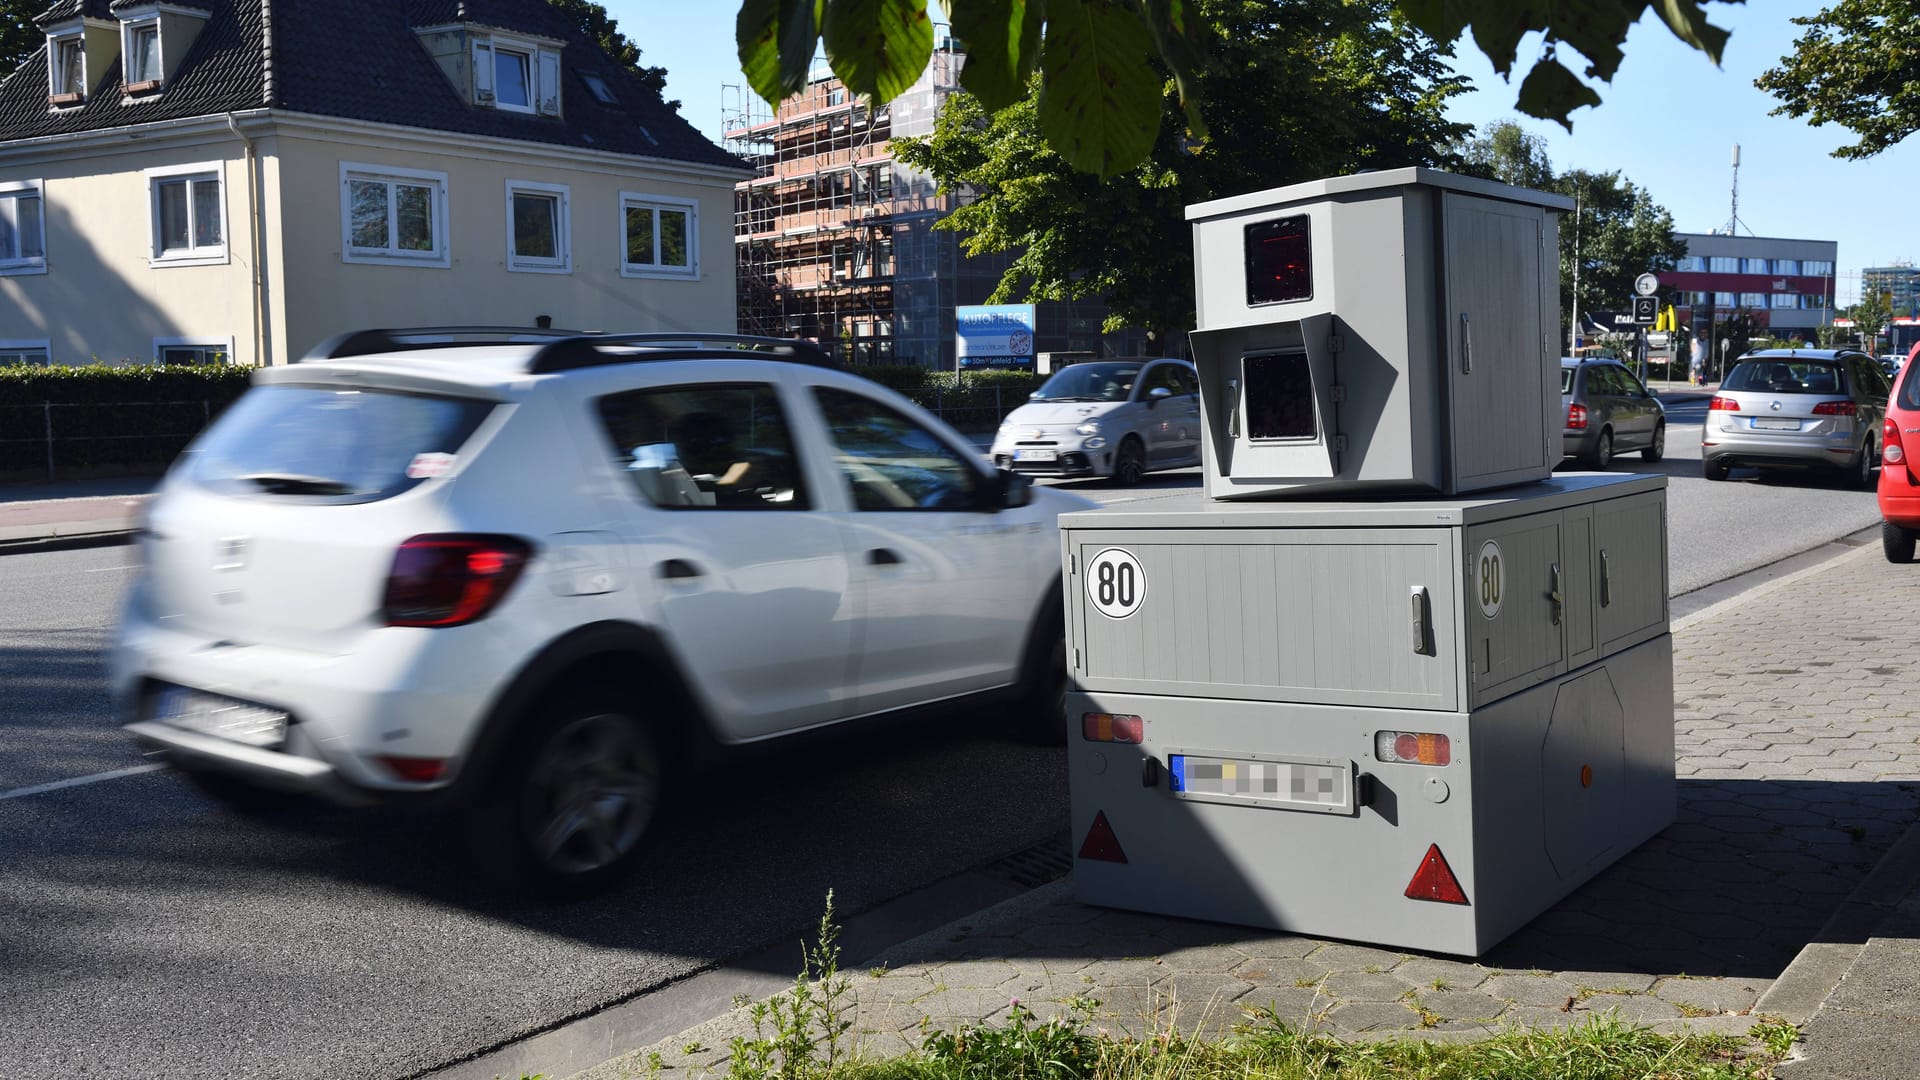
[1723,144,1750,236]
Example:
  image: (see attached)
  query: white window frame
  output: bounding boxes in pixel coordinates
[505,179,570,274]
[47,29,87,102]
[0,339,52,366]
[154,336,233,366]
[619,192,698,280]
[146,161,228,266]
[472,31,562,116]
[121,16,161,86]
[0,179,48,276]
[340,162,450,267]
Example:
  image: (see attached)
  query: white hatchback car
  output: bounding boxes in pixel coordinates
[112,330,1093,893]
[989,359,1202,484]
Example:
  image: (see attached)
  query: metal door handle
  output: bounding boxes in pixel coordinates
[1409,585,1433,655]
[868,548,903,565]
[1459,312,1473,374]
[657,558,702,580]
[1549,562,1563,626]
[1226,378,1240,438]
[1600,550,1612,607]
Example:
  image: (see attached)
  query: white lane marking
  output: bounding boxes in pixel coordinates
[0,763,168,802]
[86,565,140,573]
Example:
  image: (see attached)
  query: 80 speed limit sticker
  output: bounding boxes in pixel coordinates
[1086,548,1148,619]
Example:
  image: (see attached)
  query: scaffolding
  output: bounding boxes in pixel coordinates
[724,47,969,367]
[723,45,1137,369]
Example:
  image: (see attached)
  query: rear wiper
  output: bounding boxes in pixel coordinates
[235,472,358,496]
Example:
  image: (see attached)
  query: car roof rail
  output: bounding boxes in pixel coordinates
[299,327,577,362]
[298,327,838,372]
[525,333,837,373]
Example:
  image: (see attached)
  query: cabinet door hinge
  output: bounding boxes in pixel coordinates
[1330,383,1348,404]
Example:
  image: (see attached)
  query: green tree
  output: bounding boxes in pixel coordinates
[892,0,1471,347]
[548,0,675,106]
[1756,0,1920,159]
[1455,120,1555,190]
[1847,288,1894,349]
[736,0,1739,176]
[2,0,39,73]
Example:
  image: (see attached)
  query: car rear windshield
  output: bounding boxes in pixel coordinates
[1901,361,1920,410]
[1722,359,1844,395]
[184,384,494,501]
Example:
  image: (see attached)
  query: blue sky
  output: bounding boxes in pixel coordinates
[613,1,1916,307]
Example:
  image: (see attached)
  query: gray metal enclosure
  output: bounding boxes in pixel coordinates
[1061,476,1676,956]
[1186,169,1570,498]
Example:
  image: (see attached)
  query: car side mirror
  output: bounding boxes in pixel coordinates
[1147,386,1171,406]
[986,468,1033,511]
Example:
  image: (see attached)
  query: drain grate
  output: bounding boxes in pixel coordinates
[981,830,1073,889]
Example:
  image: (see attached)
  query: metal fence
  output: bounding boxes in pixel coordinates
[0,400,217,481]
[905,383,1028,435]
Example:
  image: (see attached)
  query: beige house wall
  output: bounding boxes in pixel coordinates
[0,113,745,367]
[269,119,741,362]
[0,131,260,365]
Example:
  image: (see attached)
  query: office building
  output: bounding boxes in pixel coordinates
[1665,231,1838,343]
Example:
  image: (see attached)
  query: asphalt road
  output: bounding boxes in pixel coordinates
[0,442,1884,1079]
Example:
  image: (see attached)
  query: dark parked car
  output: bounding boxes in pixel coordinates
[1560,358,1666,468]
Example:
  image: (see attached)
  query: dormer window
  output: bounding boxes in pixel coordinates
[125,19,160,86]
[469,30,561,117]
[48,32,86,102]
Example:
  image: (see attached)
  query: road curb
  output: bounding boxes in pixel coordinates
[0,528,137,556]
[1755,814,1920,1026]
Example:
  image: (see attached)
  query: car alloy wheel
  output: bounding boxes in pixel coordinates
[1587,429,1613,469]
[1856,439,1877,491]
[1884,520,1917,564]
[517,702,661,881]
[1113,438,1146,486]
[1643,423,1665,463]
[1703,457,1731,482]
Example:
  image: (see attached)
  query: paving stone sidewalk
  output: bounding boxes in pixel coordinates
[576,541,1920,1079]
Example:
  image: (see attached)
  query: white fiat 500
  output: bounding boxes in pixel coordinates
[112,329,1093,895]
[989,359,1202,484]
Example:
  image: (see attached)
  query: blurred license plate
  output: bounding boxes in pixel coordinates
[1014,448,1058,461]
[1752,418,1800,430]
[1168,752,1354,815]
[154,687,288,748]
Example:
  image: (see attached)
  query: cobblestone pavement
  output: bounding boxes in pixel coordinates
[579,544,1920,1078]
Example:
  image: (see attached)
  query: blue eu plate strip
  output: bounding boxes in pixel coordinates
[1168,754,1187,792]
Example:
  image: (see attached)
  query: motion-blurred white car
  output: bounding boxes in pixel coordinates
[990,359,1201,484]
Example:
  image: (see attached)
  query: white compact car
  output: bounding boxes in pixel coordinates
[989,358,1202,484]
[112,330,1094,894]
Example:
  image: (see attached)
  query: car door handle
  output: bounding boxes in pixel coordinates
[657,558,703,580]
[868,548,903,566]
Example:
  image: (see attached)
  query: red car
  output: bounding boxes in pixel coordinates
[1882,340,1920,562]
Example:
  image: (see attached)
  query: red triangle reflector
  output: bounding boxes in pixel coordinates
[1077,811,1128,863]
[1404,843,1468,904]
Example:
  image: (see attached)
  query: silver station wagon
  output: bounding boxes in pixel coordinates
[1703,349,1891,487]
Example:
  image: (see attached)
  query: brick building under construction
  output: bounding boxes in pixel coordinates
[724,46,1142,369]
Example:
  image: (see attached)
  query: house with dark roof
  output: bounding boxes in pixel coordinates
[0,0,749,366]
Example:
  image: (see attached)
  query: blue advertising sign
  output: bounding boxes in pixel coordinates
[955,304,1037,370]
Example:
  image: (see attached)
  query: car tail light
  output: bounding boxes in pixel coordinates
[1082,712,1143,744]
[1375,730,1451,766]
[383,534,533,627]
[1709,396,1740,411]
[377,756,449,782]
[1812,400,1857,416]
[1566,402,1588,430]
[1887,415,1907,466]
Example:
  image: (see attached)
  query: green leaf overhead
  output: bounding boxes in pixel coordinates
[1515,48,1605,129]
[946,0,1046,113]
[1140,0,1211,141]
[1652,0,1731,62]
[823,0,935,101]
[1037,0,1162,177]
[737,0,826,103]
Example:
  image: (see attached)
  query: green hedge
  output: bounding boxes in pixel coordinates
[0,363,253,476]
[849,366,1045,433]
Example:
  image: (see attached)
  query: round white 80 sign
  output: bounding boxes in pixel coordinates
[1086,548,1148,619]
[1477,540,1505,619]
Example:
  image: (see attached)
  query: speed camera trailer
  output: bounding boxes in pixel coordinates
[1058,168,1675,957]
[1186,168,1570,499]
